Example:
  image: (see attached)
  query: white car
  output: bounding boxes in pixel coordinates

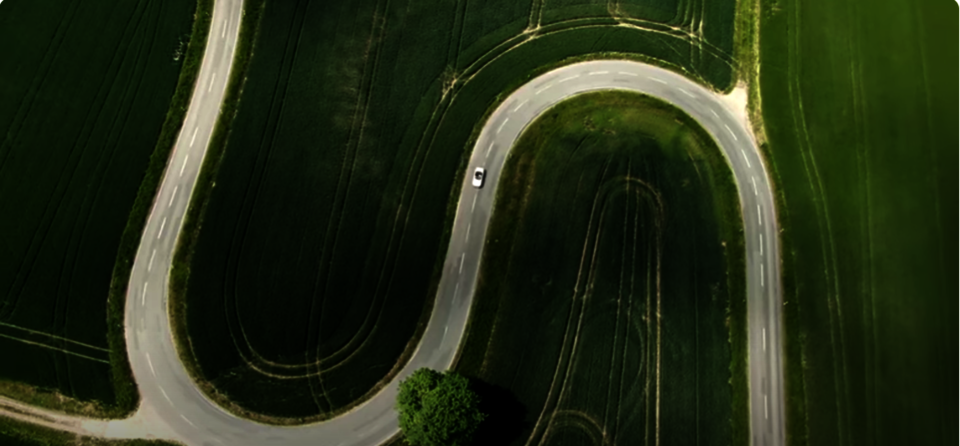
[472,167,485,188]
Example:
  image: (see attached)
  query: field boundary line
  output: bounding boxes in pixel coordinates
[0,322,109,352]
[0,333,109,364]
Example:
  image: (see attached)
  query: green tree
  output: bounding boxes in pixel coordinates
[396,368,486,446]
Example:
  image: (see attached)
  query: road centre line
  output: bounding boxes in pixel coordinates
[725,124,739,141]
[189,127,198,147]
[710,109,719,118]
[678,88,695,98]
[485,142,494,159]
[147,249,156,272]
[497,118,509,135]
[764,394,769,419]
[465,223,471,243]
[453,282,459,298]
[181,414,196,427]
[180,154,190,177]
[471,194,478,212]
[221,20,227,39]
[169,185,178,207]
[458,254,465,274]
[758,204,763,226]
[618,71,638,77]
[535,84,553,95]
[160,387,171,404]
[740,149,752,168]
[761,263,765,287]
[751,176,758,196]
[559,75,579,83]
[648,76,667,84]
[208,73,217,92]
[513,99,529,112]
[588,71,609,76]
[157,217,167,240]
[146,352,155,375]
[763,327,767,351]
[760,234,764,256]
[141,283,148,306]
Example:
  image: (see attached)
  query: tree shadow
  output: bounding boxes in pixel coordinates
[468,376,528,446]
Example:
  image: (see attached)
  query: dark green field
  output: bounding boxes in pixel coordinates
[452,91,745,446]
[0,0,198,414]
[175,0,739,422]
[759,0,956,445]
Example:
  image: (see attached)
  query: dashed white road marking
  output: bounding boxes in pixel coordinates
[740,149,752,168]
[169,185,178,207]
[760,234,764,256]
[497,118,509,135]
[157,217,167,240]
[465,223,471,243]
[147,249,156,272]
[757,205,763,226]
[471,194,478,212]
[189,127,198,147]
[618,71,638,77]
[751,176,758,196]
[764,394,769,419]
[710,109,719,118]
[221,20,227,39]
[208,73,217,92]
[587,71,609,76]
[513,99,530,112]
[180,414,196,427]
[146,352,155,376]
[761,263,765,287]
[458,254,465,274]
[444,325,448,336]
[485,142,494,159]
[763,327,767,351]
[678,88,695,98]
[453,282,460,298]
[160,387,171,404]
[725,124,739,141]
[559,75,579,83]
[180,154,190,177]
[141,283,148,306]
[535,84,554,95]
[648,76,667,84]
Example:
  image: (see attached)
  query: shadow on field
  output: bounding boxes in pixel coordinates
[468,377,528,445]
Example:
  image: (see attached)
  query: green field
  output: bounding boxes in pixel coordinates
[451,91,745,446]
[759,0,956,444]
[173,0,740,422]
[0,0,201,415]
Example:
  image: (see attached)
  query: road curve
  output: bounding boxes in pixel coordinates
[0,7,784,443]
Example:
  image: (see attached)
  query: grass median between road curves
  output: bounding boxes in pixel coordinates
[171,0,738,424]
[759,0,956,445]
[450,90,747,446]
[0,0,204,417]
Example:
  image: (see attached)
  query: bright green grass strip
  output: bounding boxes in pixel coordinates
[454,90,746,445]
[759,0,956,445]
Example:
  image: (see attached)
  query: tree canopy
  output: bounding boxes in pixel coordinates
[396,368,486,446]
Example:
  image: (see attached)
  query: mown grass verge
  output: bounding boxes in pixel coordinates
[452,91,746,445]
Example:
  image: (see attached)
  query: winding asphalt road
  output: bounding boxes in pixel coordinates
[0,2,785,444]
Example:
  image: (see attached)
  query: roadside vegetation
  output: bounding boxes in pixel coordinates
[396,368,485,446]
[0,415,182,446]
[758,0,956,445]
[452,91,746,445]
[173,0,740,424]
[0,0,204,417]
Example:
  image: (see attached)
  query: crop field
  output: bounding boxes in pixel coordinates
[175,0,740,422]
[451,91,746,446]
[0,0,196,412]
[759,0,956,445]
